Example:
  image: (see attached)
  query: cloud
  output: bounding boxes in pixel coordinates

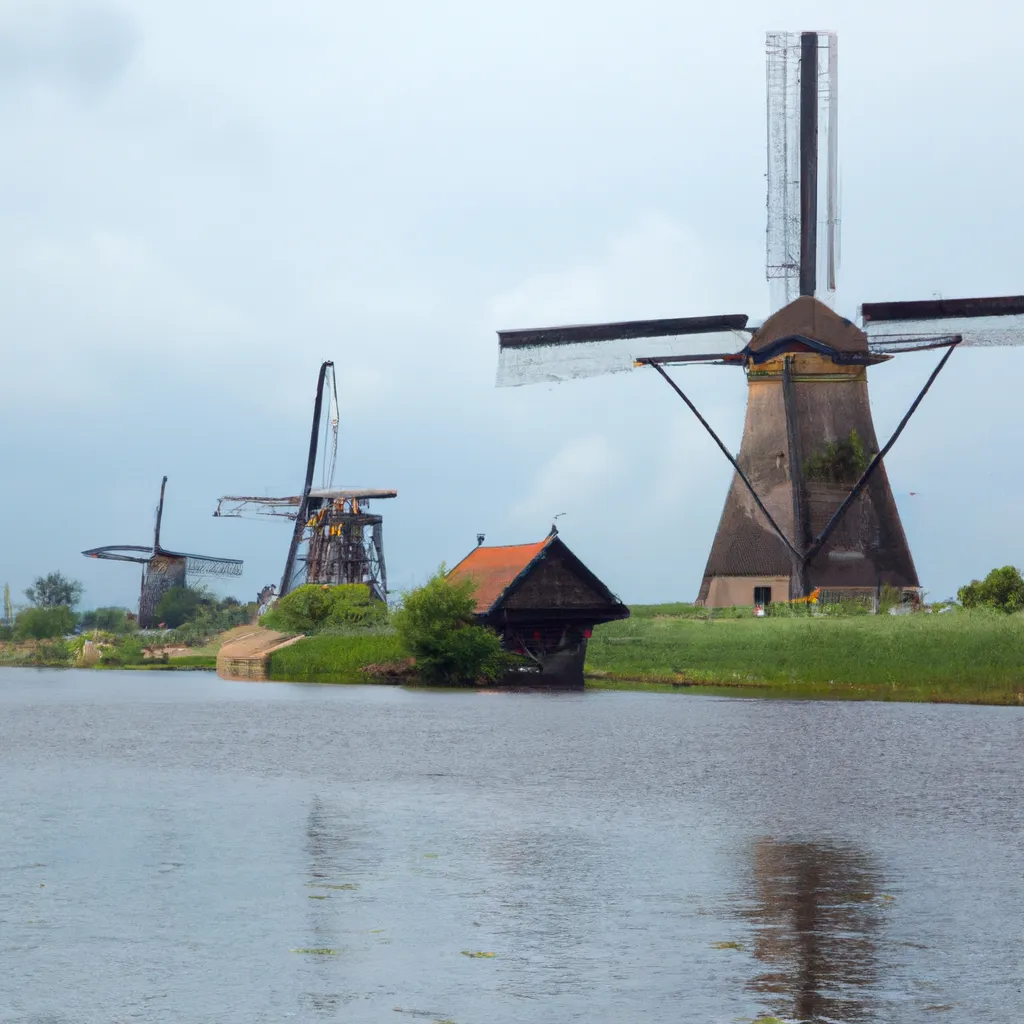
[0,1,137,92]
[490,215,754,330]
[508,436,618,530]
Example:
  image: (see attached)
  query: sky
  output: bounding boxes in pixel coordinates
[1,0,1022,611]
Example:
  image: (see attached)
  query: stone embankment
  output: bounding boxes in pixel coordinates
[216,628,304,681]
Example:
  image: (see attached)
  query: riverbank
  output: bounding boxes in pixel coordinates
[585,605,1024,705]
[4,606,1021,705]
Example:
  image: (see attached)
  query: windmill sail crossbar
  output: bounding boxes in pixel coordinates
[861,295,1024,322]
[214,495,302,519]
[858,296,1024,348]
[171,552,244,578]
[82,545,152,564]
[496,317,751,387]
[863,316,1024,349]
[766,30,839,311]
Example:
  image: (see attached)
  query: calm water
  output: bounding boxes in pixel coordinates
[1,670,1021,1024]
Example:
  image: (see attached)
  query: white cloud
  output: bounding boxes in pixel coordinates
[508,435,618,530]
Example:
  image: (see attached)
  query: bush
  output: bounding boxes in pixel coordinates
[154,587,207,628]
[81,607,137,633]
[34,640,73,666]
[261,584,387,634]
[958,566,1024,613]
[152,587,255,635]
[392,568,511,685]
[803,430,868,485]
[99,635,146,667]
[14,605,78,640]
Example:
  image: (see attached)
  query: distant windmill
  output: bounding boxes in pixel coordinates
[496,31,1024,607]
[84,477,243,626]
[214,361,397,602]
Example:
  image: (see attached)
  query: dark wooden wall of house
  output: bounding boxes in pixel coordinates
[503,548,611,612]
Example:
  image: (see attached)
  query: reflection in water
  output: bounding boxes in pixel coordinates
[744,839,885,1023]
[302,794,347,1016]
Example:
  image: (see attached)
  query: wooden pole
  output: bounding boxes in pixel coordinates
[799,31,819,297]
[280,362,332,596]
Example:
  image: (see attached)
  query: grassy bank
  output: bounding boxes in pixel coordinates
[267,632,407,683]
[587,606,1024,705]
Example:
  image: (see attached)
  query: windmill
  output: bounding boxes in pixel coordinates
[496,30,1024,608]
[83,476,243,626]
[214,361,396,603]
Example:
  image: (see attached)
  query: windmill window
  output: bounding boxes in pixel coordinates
[754,586,772,607]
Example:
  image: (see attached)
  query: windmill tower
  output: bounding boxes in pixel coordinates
[83,476,244,626]
[214,361,397,602]
[495,31,1024,607]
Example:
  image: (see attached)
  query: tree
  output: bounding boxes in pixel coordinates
[958,566,1024,613]
[153,586,209,628]
[25,571,83,609]
[392,567,511,685]
[261,583,387,634]
[3,582,12,624]
[80,607,136,633]
[14,605,78,640]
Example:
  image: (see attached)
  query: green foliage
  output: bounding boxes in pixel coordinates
[261,583,387,634]
[25,571,83,608]
[958,566,1024,613]
[587,606,1024,703]
[3,582,12,624]
[80,607,137,633]
[268,631,407,682]
[803,430,868,485]
[33,640,74,666]
[153,586,254,640]
[154,586,206,628]
[878,583,904,613]
[14,605,78,640]
[99,635,146,666]
[391,568,511,685]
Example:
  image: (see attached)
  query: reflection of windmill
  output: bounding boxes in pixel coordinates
[497,31,1024,607]
[214,361,396,601]
[83,476,243,627]
[743,839,884,1023]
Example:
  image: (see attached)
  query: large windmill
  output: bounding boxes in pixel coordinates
[83,477,243,626]
[214,361,396,602]
[496,30,1024,608]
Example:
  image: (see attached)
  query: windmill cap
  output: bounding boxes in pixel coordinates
[750,296,868,354]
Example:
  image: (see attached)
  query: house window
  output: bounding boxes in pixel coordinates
[754,586,772,607]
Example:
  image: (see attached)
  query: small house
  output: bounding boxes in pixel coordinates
[447,529,629,686]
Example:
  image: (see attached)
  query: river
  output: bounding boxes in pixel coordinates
[1,669,1021,1023]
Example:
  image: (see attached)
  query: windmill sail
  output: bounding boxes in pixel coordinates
[766,30,839,312]
[861,295,1024,349]
[495,315,751,387]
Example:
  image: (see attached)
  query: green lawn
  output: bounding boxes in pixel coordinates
[586,608,1024,705]
[267,632,406,683]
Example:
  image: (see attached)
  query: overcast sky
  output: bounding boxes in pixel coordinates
[1,0,1021,610]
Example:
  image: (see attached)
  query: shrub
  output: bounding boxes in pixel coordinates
[392,568,511,685]
[803,430,868,484]
[958,566,1024,613]
[154,586,207,628]
[152,588,254,635]
[99,635,146,667]
[261,584,387,634]
[34,640,73,666]
[80,607,137,633]
[14,605,78,640]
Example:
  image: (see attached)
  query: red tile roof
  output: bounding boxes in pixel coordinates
[447,539,550,613]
